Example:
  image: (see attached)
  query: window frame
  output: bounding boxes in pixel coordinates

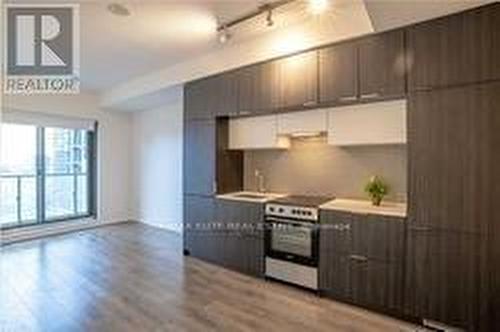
[0,123,97,230]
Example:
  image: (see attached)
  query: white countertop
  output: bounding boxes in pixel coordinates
[216,191,287,203]
[320,198,407,218]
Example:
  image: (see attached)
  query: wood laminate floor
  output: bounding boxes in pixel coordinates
[0,222,422,332]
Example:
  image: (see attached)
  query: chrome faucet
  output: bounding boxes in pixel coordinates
[255,170,266,193]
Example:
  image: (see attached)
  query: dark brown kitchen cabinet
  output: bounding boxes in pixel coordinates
[407,82,500,330]
[184,119,243,196]
[405,230,489,331]
[358,29,406,100]
[238,61,281,115]
[319,210,405,262]
[319,210,405,314]
[408,83,500,235]
[238,51,318,114]
[183,120,216,196]
[207,71,238,116]
[350,214,405,263]
[185,72,239,120]
[215,199,265,277]
[276,50,318,110]
[207,71,239,117]
[407,3,500,91]
[223,232,264,277]
[185,78,213,120]
[319,41,358,104]
[183,195,216,259]
[319,210,352,254]
[320,252,404,313]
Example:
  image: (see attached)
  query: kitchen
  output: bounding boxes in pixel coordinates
[1,1,499,331]
[183,2,500,331]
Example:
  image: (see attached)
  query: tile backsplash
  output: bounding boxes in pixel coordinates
[244,136,407,202]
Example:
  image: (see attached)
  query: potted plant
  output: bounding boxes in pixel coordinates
[364,176,389,206]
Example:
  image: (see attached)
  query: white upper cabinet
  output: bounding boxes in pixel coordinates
[277,110,328,136]
[328,99,407,146]
[229,115,291,150]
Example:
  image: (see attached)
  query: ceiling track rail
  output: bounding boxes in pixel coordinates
[217,0,297,31]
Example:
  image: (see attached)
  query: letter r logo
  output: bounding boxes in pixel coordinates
[7,7,73,76]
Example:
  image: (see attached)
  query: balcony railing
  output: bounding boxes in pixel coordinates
[0,172,89,228]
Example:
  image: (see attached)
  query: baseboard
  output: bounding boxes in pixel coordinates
[0,219,132,246]
[136,220,183,234]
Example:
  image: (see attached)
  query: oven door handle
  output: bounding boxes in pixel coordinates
[265,217,315,227]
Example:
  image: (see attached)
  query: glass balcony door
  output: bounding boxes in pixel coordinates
[1,123,94,229]
[44,127,90,221]
[0,124,38,228]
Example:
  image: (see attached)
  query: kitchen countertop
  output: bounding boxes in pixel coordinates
[320,198,407,218]
[216,191,287,203]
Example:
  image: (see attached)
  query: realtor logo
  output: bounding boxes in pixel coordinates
[5,5,80,94]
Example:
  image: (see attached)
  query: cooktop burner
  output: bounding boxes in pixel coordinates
[268,195,335,208]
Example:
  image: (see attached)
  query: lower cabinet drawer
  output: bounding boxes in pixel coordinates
[221,232,264,277]
[320,253,404,313]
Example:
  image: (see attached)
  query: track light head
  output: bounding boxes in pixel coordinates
[266,8,274,27]
[218,26,231,44]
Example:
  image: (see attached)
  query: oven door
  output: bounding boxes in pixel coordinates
[265,216,318,267]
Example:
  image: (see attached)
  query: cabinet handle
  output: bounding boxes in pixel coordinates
[303,101,317,107]
[360,92,381,99]
[338,96,357,102]
[409,226,432,232]
[212,181,217,194]
[238,111,251,116]
[349,254,368,262]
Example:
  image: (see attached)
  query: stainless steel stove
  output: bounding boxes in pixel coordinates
[264,195,334,290]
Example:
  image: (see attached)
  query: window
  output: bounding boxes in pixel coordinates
[0,123,96,229]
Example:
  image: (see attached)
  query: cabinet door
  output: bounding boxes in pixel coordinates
[277,51,318,110]
[408,83,500,234]
[319,41,358,104]
[183,195,214,257]
[319,210,352,254]
[246,235,264,277]
[320,252,403,313]
[238,61,281,115]
[359,29,406,100]
[185,79,213,121]
[207,71,239,117]
[184,120,216,196]
[319,253,351,301]
[405,230,489,331]
[407,3,500,90]
[349,257,404,313]
[215,199,264,276]
[215,199,264,236]
[350,214,405,263]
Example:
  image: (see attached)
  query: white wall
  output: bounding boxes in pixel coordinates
[3,92,133,224]
[130,90,183,233]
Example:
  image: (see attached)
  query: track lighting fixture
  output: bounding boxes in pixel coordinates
[218,25,231,44]
[266,7,274,27]
[216,0,329,44]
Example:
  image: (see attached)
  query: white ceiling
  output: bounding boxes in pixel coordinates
[79,1,266,92]
[7,0,494,93]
